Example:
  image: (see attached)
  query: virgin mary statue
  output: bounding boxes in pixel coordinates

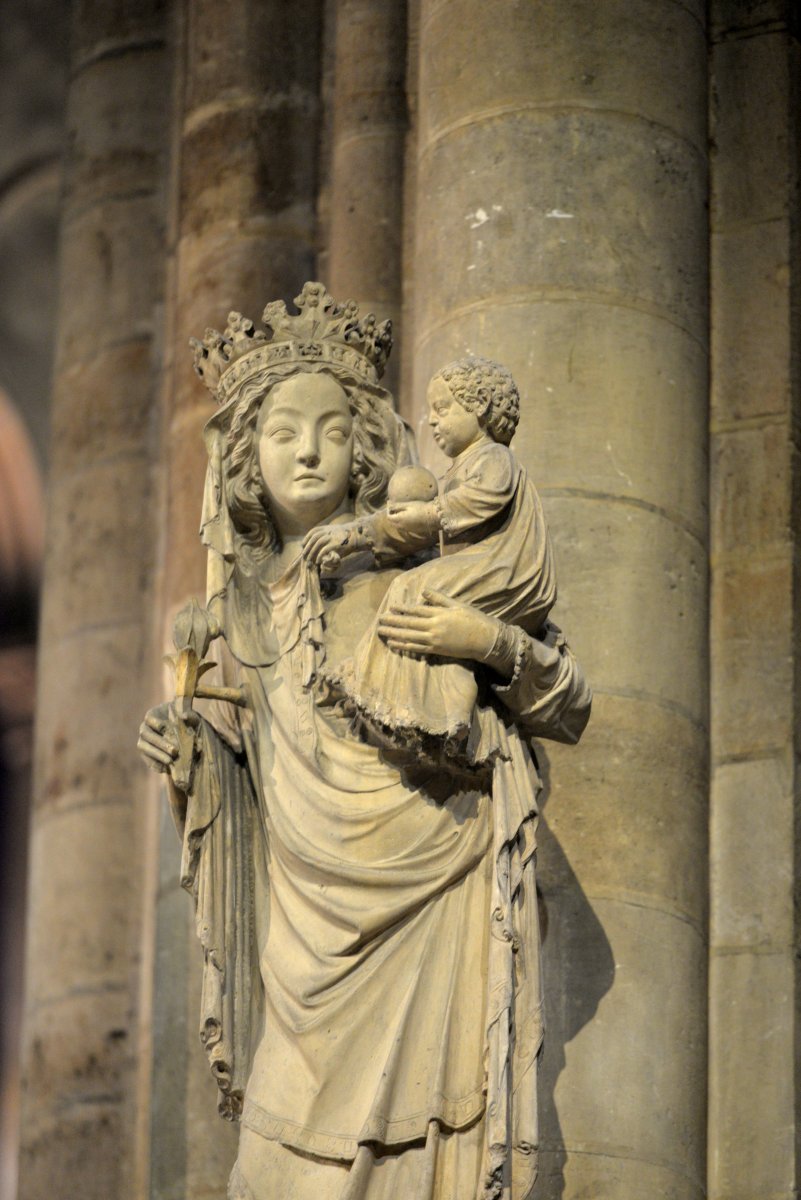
[138,283,591,1200]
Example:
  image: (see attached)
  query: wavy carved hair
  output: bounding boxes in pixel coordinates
[433,356,520,446]
[223,362,395,563]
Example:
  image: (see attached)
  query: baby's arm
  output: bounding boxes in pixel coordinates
[386,499,441,540]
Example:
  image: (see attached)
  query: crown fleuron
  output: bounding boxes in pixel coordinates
[190,281,392,403]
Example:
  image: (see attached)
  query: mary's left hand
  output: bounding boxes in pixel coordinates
[377,589,499,664]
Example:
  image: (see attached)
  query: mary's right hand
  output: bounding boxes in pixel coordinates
[137,702,198,777]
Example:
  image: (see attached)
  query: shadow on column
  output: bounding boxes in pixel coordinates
[533,746,615,1200]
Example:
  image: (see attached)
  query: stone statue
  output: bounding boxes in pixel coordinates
[137,283,591,1200]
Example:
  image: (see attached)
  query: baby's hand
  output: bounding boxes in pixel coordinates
[303,522,371,571]
[386,500,440,538]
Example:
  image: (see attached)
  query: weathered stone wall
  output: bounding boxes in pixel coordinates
[708,5,800,1198]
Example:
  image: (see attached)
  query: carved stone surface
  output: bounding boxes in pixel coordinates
[138,283,591,1200]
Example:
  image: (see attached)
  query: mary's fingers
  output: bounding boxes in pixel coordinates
[137,737,172,769]
[139,727,178,757]
[384,640,427,655]
[306,535,342,563]
[388,603,437,620]
[379,616,433,634]
[421,588,458,608]
[303,526,331,548]
[302,537,325,561]
[145,713,167,734]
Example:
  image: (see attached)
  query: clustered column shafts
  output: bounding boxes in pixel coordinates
[708,7,801,1197]
[325,0,407,398]
[410,2,709,1196]
[16,4,170,1199]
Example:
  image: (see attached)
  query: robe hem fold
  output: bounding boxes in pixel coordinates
[241,1090,486,1161]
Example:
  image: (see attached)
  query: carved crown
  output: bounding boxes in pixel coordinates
[190,281,392,403]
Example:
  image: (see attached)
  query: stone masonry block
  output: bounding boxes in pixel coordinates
[65,47,168,205]
[538,693,707,928]
[708,950,795,1199]
[17,1100,127,1200]
[536,1147,704,1200]
[40,455,155,642]
[70,0,166,67]
[711,220,793,425]
[20,986,135,1130]
[540,896,706,1188]
[711,31,792,228]
[416,112,707,340]
[711,420,792,557]
[543,496,708,724]
[711,753,794,950]
[711,554,793,759]
[24,800,139,1006]
[33,622,150,820]
[56,194,163,366]
[183,0,321,113]
[421,0,707,155]
[50,340,158,473]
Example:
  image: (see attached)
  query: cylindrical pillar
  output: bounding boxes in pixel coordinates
[325,0,407,395]
[411,3,709,1196]
[148,3,325,1196]
[16,4,169,1198]
[708,7,800,1197]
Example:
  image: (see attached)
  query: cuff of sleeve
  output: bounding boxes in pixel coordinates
[433,495,456,537]
[491,626,527,693]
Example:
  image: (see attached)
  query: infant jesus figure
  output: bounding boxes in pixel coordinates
[304,356,557,764]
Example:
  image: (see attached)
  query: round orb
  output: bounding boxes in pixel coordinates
[387,465,438,503]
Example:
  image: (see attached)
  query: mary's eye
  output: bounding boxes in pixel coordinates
[267,426,296,441]
[326,427,349,443]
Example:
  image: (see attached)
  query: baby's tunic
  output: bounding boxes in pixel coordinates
[427,440,555,625]
[436,439,516,550]
[337,440,557,749]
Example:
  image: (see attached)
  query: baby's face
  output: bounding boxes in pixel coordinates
[427,376,484,457]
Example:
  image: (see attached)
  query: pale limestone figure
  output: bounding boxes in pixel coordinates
[137,283,591,1200]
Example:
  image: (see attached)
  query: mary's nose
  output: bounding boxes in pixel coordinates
[297,431,321,467]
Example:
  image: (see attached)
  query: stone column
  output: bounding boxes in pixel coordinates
[324,0,407,395]
[16,4,169,1198]
[149,4,324,1196]
[410,3,709,1196]
[708,7,800,1198]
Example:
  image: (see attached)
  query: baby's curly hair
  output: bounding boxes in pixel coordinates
[433,356,520,446]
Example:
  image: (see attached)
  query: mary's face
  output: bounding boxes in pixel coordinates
[257,372,354,535]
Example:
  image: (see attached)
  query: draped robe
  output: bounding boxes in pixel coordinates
[176,553,591,1200]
